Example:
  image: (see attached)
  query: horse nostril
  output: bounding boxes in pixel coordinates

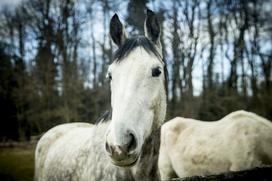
[105,132,137,158]
[127,132,137,153]
[105,141,112,154]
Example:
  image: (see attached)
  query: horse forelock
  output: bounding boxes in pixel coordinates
[113,36,162,62]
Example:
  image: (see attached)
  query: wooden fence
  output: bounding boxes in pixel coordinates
[168,166,272,181]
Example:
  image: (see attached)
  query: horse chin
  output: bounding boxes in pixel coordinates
[111,155,139,168]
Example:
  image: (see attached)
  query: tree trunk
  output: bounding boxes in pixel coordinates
[207,0,215,90]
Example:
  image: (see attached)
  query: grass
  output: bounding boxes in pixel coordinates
[0,145,35,181]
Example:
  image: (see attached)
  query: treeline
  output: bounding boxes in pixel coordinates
[0,0,271,141]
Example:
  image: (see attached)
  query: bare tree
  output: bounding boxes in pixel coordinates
[206,0,216,90]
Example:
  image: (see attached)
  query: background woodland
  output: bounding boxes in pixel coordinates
[0,0,271,141]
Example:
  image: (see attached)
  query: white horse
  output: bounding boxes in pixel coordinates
[159,110,272,180]
[35,9,167,181]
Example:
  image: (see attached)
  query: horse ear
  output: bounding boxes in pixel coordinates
[144,9,161,45]
[110,14,128,47]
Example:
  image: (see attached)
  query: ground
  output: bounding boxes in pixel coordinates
[0,145,35,181]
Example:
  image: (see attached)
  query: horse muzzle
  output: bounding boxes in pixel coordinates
[105,140,139,167]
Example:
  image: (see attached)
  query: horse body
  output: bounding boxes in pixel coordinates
[159,110,272,180]
[35,117,161,181]
[35,9,166,181]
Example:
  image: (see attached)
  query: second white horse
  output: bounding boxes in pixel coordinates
[159,110,272,180]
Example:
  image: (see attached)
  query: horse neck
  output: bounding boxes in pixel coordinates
[131,90,166,180]
[132,126,161,181]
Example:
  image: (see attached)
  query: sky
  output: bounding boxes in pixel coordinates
[0,0,22,9]
[1,0,270,97]
[0,0,226,96]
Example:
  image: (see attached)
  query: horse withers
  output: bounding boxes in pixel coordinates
[35,9,167,181]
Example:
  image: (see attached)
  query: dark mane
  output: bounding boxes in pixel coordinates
[113,36,162,61]
[95,110,112,125]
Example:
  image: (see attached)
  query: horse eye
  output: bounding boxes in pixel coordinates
[107,73,112,80]
[152,67,161,77]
